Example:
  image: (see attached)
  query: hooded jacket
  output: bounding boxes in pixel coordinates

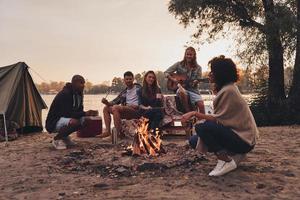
[45,83,85,133]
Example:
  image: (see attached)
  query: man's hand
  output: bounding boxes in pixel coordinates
[167,75,178,84]
[101,98,109,105]
[181,111,195,123]
[140,105,151,110]
[171,77,178,84]
[86,110,98,116]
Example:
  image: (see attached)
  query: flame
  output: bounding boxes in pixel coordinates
[129,117,162,156]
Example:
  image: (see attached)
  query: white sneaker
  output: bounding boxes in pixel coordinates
[210,159,237,176]
[208,160,226,176]
[62,136,76,147]
[52,139,67,150]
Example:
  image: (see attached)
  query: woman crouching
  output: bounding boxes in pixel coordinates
[182,55,259,176]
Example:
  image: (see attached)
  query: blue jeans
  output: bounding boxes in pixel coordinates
[192,121,253,154]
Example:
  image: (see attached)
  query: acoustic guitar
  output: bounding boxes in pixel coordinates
[167,73,209,91]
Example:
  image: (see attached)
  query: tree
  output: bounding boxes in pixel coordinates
[168,0,300,123]
[288,0,300,122]
[134,73,144,85]
[237,68,255,93]
[111,77,124,93]
[155,71,168,93]
[84,80,93,94]
[36,82,50,94]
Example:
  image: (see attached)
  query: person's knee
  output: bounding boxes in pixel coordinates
[195,122,213,138]
[112,105,121,113]
[103,105,110,113]
[69,119,80,127]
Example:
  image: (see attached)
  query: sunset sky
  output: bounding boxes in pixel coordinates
[0,0,233,84]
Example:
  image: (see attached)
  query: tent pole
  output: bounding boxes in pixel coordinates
[3,113,8,146]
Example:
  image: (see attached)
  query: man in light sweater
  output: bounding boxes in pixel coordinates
[101,71,141,138]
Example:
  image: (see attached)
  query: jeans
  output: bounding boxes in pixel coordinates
[142,108,163,131]
[194,121,254,154]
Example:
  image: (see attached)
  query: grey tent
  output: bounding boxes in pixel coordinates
[0,62,47,142]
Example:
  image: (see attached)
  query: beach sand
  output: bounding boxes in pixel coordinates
[0,126,299,200]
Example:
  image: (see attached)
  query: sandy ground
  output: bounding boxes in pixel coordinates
[0,126,299,200]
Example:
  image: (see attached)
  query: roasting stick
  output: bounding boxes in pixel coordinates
[104,87,112,99]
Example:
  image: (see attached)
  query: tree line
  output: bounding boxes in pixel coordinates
[36,67,288,95]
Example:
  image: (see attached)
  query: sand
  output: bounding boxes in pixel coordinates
[0,126,299,200]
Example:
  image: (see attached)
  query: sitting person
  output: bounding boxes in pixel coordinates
[164,46,205,113]
[46,75,98,150]
[139,71,164,131]
[182,56,259,176]
[101,71,141,138]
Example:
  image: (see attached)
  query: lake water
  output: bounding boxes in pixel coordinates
[42,94,116,126]
[41,93,254,128]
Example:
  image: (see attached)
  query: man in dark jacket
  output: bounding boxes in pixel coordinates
[46,75,97,150]
[101,71,141,138]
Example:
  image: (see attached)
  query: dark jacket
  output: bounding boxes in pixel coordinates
[45,83,85,133]
[140,88,163,108]
[139,87,164,130]
[110,83,142,105]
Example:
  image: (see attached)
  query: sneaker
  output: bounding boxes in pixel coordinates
[210,159,237,176]
[208,160,226,176]
[62,136,76,147]
[52,139,67,150]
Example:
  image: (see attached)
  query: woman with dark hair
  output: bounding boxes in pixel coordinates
[182,55,259,176]
[139,71,164,131]
[164,47,205,113]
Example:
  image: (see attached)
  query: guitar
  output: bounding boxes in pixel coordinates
[167,73,209,91]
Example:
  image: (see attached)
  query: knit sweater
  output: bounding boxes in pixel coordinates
[212,83,259,146]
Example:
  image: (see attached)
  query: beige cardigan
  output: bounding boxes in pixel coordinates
[212,83,259,146]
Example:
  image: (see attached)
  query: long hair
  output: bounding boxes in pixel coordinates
[180,46,198,68]
[142,71,160,99]
[208,55,239,92]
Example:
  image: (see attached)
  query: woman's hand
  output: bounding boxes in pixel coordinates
[140,105,152,110]
[181,111,196,123]
[191,80,199,87]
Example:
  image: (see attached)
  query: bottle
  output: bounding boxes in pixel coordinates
[112,127,118,144]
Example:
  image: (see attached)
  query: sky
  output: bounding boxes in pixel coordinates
[0,0,234,84]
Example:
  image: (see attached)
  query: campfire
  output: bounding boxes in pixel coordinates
[125,117,165,157]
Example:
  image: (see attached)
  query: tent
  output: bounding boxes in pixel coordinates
[0,62,47,142]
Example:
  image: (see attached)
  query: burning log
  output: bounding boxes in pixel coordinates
[126,117,164,157]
